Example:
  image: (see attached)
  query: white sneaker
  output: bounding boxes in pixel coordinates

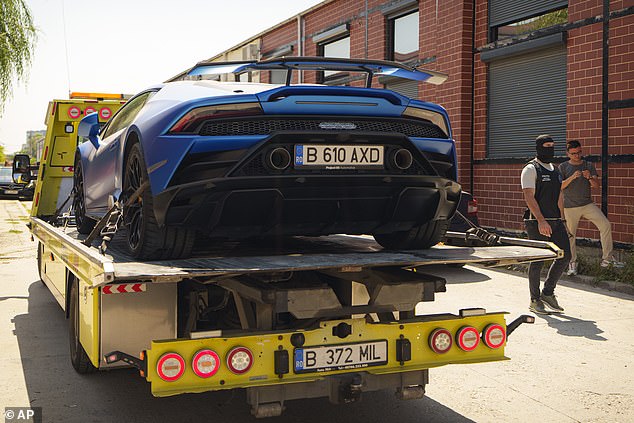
[566,262,578,276]
[601,259,625,269]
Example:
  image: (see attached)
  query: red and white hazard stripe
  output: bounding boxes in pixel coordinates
[102,283,146,294]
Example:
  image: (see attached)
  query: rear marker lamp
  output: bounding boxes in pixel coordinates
[482,324,506,349]
[456,326,480,351]
[156,353,185,382]
[169,102,262,133]
[192,349,221,378]
[429,328,452,354]
[227,347,253,374]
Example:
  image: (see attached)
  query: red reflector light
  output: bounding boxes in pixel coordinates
[156,353,185,382]
[226,347,253,374]
[429,328,453,354]
[467,199,478,215]
[169,102,262,133]
[482,324,506,349]
[192,349,221,378]
[456,326,480,351]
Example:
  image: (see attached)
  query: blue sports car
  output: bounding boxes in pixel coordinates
[75,57,461,259]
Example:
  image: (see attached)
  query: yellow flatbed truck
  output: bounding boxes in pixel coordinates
[14,95,561,418]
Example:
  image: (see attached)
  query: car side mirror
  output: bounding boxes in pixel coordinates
[78,112,101,149]
[12,154,31,183]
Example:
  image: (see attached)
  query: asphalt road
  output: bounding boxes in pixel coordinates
[1,199,633,422]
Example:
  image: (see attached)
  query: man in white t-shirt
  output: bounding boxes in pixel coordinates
[520,135,571,315]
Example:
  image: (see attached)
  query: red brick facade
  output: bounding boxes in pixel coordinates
[221,0,634,245]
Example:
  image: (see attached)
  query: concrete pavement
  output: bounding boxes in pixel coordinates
[1,198,633,422]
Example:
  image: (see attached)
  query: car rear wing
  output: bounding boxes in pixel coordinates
[171,56,448,88]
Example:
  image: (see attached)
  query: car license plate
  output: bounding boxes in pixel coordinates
[4,190,18,195]
[294,340,388,373]
[294,145,384,169]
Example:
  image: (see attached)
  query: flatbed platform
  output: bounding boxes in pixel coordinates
[31,217,561,287]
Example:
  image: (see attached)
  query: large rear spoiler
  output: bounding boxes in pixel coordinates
[169,56,448,87]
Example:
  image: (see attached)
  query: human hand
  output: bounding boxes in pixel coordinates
[538,219,552,237]
[572,170,582,179]
[582,170,591,179]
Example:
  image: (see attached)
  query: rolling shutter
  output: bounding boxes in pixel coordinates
[487,45,567,158]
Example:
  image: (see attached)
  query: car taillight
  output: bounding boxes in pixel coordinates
[192,349,221,378]
[156,352,185,381]
[168,102,262,133]
[482,324,506,349]
[226,347,253,374]
[467,199,478,215]
[429,328,453,354]
[456,326,480,351]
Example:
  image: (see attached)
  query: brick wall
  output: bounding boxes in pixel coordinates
[225,0,633,244]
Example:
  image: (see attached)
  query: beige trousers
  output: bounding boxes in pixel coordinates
[564,202,613,263]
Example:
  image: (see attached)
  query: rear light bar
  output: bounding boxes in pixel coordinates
[168,102,262,133]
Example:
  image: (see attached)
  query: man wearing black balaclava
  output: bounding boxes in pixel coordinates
[520,134,571,314]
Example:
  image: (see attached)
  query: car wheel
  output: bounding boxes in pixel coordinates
[73,159,97,234]
[373,219,449,250]
[69,276,97,373]
[123,143,195,260]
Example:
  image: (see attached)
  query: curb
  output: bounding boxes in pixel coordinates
[562,273,634,296]
[475,264,634,298]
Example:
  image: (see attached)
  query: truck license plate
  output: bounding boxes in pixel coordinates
[294,340,388,373]
[4,190,18,195]
[294,145,384,169]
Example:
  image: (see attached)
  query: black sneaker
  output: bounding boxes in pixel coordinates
[541,294,564,312]
[529,299,548,315]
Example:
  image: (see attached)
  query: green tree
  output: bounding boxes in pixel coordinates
[0,0,37,116]
[0,143,6,165]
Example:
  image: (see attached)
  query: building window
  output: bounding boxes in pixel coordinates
[319,35,350,81]
[493,8,568,41]
[489,0,568,42]
[390,10,419,63]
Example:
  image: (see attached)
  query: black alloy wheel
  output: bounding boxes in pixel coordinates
[123,142,195,260]
[123,144,145,253]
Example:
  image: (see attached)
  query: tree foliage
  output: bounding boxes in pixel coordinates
[0,143,6,165]
[0,0,37,116]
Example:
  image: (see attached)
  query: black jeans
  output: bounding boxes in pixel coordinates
[524,219,571,300]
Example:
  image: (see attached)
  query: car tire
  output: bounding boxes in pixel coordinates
[73,159,97,234]
[69,276,97,374]
[123,143,195,260]
[373,219,449,250]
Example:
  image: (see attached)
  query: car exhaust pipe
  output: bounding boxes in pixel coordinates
[393,148,413,170]
[268,147,292,170]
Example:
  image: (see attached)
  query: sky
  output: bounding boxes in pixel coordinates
[0,0,323,154]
